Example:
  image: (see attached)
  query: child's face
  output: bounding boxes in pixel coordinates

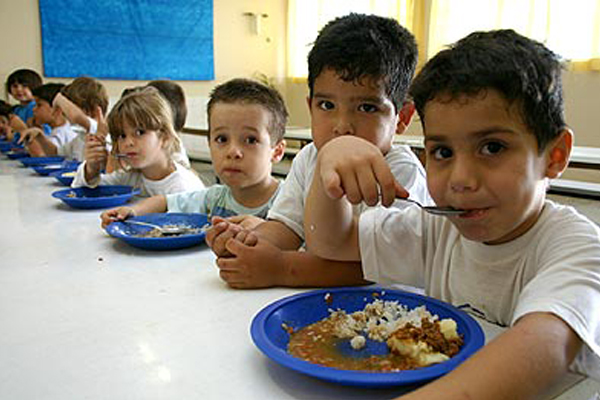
[10,83,34,104]
[115,121,168,170]
[0,115,10,136]
[308,68,399,154]
[208,102,282,190]
[32,98,54,125]
[423,90,552,245]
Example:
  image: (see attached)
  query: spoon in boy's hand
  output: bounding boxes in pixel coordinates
[397,197,467,216]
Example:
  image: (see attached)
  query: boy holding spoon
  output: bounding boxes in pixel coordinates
[304,30,600,399]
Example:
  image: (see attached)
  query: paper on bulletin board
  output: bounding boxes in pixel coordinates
[39,0,214,81]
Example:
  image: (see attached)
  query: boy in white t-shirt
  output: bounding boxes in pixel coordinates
[51,76,109,161]
[99,78,286,228]
[19,83,77,157]
[304,30,600,399]
[206,14,430,289]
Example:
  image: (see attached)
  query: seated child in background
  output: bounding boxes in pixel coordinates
[99,78,286,228]
[304,29,600,399]
[5,69,43,128]
[19,83,78,157]
[147,80,192,168]
[207,13,430,289]
[0,100,14,140]
[51,76,109,161]
[72,86,204,196]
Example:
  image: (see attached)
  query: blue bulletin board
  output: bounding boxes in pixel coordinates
[39,0,214,80]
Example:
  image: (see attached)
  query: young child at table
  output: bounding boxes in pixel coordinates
[99,78,287,228]
[303,29,600,399]
[206,13,429,289]
[19,77,109,161]
[72,86,204,196]
[0,100,14,140]
[147,80,192,168]
[5,69,43,128]
[19,83,78,157]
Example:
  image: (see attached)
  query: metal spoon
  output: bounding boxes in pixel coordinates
[122,220,191,235]
[398,198,467,216]
[122,220,211,235]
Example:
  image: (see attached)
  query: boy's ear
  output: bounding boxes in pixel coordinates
[396,101,416,135]
[545,128,573,179]
[271,139,286,163]
[306,96,313,115]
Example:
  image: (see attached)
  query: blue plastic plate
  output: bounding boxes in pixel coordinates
[105,213,209,250]
[251,287,485,388]
[49,169,77,186]
[20,156,65,167]
[32,161,80,176]
[52,185,141,209]
[5,149,28,159]
[0,142,23,152]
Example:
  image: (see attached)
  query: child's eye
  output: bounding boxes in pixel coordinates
[358,103,379,113]
[213,134,227,144]
[135,129,145,136]
[317,100,334,111]
[118,133,127,140]
[430,146,453,160]
[481,141,505,156]
[245,136,259,145]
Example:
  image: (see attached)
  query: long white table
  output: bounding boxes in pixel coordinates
[0,156,598,399]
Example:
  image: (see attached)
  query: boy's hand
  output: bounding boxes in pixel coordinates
[216,236,285,289]
[205,216,244,257]
[17,127,43,145]
[226,215,265,231]
[318,136,408,207]
[100,206,135,229]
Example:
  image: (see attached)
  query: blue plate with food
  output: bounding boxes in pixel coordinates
[251,287,485,388]
[49,169,78,186]
[0,142,23,152]
[52,185,141,209]
[20,156,65,167]
[32,161,80,176]
[105,213,210,250]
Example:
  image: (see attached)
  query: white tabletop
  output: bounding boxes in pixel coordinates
[0,156,597,400]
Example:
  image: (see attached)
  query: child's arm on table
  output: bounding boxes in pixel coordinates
[216,235,368,288]
[100,195,168,228]
[19,127,58,156]
[305,136,407,261]
[397,312,581,400]
[206,217,303,258]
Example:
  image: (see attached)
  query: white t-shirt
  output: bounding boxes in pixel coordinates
[48,122,77,148]
[359,200,600,379]
[167,183,280,218]
[72,161,205,197]
[267,142,431,240]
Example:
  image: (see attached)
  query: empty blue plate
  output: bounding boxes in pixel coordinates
[20,156,65,167]
[105,213,209,250]
[250,287,485,388]
[52,185,141,209]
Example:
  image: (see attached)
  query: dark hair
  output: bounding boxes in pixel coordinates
[307,13,418,111]
[147,80,188,131]
[5,69,43,95]
[62,76,109,115]
[206,78,288,144]
[32,83,66,105]
[410,29,566,152]
[0,100,12,118]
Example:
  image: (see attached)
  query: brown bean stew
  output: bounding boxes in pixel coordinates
[287,296,464,372]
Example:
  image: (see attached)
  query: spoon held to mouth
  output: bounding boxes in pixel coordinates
[398,198,467,216]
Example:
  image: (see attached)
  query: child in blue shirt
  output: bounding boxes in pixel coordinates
[99,78,287,228]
